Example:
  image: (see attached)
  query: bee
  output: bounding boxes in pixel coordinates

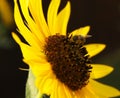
[69,35,91,45]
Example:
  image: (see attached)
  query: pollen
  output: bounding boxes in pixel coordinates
[44,34,92,91]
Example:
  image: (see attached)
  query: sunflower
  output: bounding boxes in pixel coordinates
[12,0,120,98]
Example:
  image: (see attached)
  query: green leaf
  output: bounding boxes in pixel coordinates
[26,69,38,98]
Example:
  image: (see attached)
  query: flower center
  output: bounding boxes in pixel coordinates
[44,34,92,91]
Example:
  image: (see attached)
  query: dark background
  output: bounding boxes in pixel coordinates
[0,0,120,98]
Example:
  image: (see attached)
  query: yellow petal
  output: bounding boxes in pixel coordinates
[63,85,73,98]
[90,80,120,97]
[20,44,45,62]
[84,44,106,57]
[19,0,45,42]
[55,1,70,35]
[37,71,55,95]
[41,78,54,95]
[50,80,58,98]
[23,52,47,64]
[82,86,99,98]
[30,62,51,77]
[91,64,114,79]
[58,82,68,98]
[29,62,51,71]
[70,26,90,37]
[74,90,86,98]
[29,0,50,37]
[47,0,61,35]
[12,33,44,60]
[14,0,40,49]
[12,32,21,43]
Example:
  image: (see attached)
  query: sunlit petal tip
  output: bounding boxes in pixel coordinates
[91,64,114,79]
[70,25,90,37]
[12,32,21,43]
[82,26,90,34]
[100,44,106,48]
[80,25,91,36]
[79,25,90,36]
[84,44,106,57]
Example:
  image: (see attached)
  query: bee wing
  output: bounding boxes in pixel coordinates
[85,35,92,38]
